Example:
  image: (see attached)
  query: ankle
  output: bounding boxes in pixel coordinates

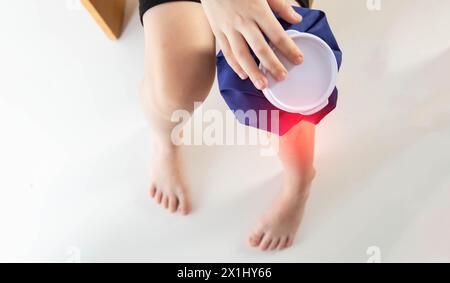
[153,139,178,155]
[283,167,316,194]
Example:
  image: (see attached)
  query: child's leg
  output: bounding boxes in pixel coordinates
[141,2,216,215]
[249,121,316,250]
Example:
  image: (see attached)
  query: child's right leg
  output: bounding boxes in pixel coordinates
[140,2,216,214]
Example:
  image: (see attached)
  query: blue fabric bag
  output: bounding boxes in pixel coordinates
[216,7,343,136]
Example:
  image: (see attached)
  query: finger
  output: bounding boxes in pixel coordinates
[267,0,303,24]
[256,9,304,65]
[228,31,268,90]
[239,22,287,81]
[217,33,248,80]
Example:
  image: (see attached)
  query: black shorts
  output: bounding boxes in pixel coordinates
[139,0,311,24]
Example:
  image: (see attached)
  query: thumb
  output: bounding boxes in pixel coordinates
[267,0,302,24]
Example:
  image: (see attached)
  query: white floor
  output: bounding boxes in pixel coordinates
[0,0,449,263]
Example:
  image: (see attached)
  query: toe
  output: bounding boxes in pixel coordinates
[162,195,169,209]
[278,236,288,250]
[178,192,191,215]
[149,184,157,198]
[269,238,280,251]
[286,235,294,248]
[168,194,178,213]
[248,232,264,247]
[155,190,163,204]
[260,236,272,251]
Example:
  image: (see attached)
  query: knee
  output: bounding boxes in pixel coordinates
[141,74,199,117]
[141,57,215,115]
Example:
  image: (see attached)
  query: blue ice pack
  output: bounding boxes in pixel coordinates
[216,7,343,136]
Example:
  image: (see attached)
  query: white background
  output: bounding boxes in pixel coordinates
[0,0,449,262]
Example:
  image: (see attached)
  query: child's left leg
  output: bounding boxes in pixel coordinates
[249,121,316,251]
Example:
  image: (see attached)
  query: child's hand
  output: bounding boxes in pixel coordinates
[201,0,304,90]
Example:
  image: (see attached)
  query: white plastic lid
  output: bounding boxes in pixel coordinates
[260,30,338,115]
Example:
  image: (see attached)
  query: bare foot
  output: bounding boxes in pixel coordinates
[248,170,315,251]
[149,142,191,215]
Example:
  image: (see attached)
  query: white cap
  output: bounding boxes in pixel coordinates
[260,30,338,115]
